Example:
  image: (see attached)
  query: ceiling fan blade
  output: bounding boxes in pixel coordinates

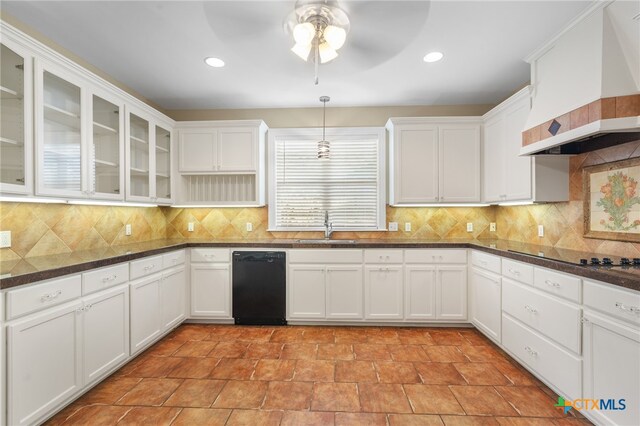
[202,1,290,42]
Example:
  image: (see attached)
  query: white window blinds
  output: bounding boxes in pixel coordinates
[269,128,386,231]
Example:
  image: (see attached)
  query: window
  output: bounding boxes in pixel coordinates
[268,127,386,231]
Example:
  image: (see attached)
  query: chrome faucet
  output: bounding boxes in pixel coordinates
[324,210,333,239]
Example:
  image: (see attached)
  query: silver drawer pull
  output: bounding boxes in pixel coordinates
[479,260,487,265]
[102,274,117,283]
[41,290,62,302]
[524,304,538,314]
[204,254,216,258]
[524,346,538,357]
[144,264,156,271]
[545,279,560,288]
[615,302,640,314]
[508,268,520,276]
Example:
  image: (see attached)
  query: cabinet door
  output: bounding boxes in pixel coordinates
[0,40,33,195]
[436,265,467,320]
[393,126,438,203]
[130,274,162,354]
[326,265,363,319]
[35,59,86,198]
[88,89,124,200]
[125,109,152,202]
[482,116,505,203]
[364,266,403,320]
[439,125,481,202]
[218,127,256,172]
[504,98,532,201]
[82,284,129,385]
[190,264,231,318]
[161,266,186,330]
[583,310,640,426]
[154,124,172,203]
[178,129,217,172]
[404,265,436,320]
[470,268,501,342]
[7,301,83,426]
[288,265,326,319]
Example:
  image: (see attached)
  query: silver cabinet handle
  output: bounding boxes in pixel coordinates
[102,274,117,283]
[524,346,538,357]
[41,290,62,303]
[615,302,640,314]
[545,279,560,288]
[581,317,590,324]
[480,260,487,266]
[508,268,520,276]
[144,264,156,271]
[524,304,538,314]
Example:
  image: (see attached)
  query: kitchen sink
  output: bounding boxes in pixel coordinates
[296,239,358,244]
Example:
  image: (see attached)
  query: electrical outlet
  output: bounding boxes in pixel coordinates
[538,224,544,237]
[388,222,398,231]
[0,231,11,248]
[404,222,412,232]
[466,223,473,232]
[246,222,253,232]
[490,222,496,232]
[188,222,194,232]
[125,224,132,236]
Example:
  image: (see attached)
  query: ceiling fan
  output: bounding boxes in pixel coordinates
[202,1,431,84]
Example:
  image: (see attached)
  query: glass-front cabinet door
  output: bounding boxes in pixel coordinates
[0,40,33,194]
[89,90,124,200]
[126,109,152,201]
[155,125,172,202]
[35,59,85,198]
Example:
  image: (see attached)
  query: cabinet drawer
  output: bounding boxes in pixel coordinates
[130,255,163,280]
[502,258,533,285]
[82,263,129,295]
[471,251,501,274]
[163,250,186,268]
[6,275,81,319]
[502,314,581,400]
[534,267,581,303]
[503,279,581,353]
[364,249,403,263]
[289,249,363,264]
[190,248,230,263]
[404,249,467,264]
[584,280,640,326]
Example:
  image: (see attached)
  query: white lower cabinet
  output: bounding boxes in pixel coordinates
[436,266,467,321]
[470,267,501,342]
[7,301,83,426]
[325,266,363,319]
[190,264,231,318]
[130,273,162,355]
[161,266,186,329]
[288,265,326,319]
[82,285,129,385]
[364,265,404,320]
[404,266,436,320]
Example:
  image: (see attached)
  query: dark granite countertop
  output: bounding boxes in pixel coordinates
[1,238,639,292]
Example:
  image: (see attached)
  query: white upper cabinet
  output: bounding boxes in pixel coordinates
[217,127,257,172]
[387,118,482,205]
[0,39,33,195]
[482,87,569,204]
[179,129,217,172]
[125,106,173,204]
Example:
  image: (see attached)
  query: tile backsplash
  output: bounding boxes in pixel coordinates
[2,139,639,260]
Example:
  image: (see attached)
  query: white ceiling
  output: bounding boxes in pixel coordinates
[3,0,591,109]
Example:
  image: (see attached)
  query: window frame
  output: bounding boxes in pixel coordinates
[267,127,387,232]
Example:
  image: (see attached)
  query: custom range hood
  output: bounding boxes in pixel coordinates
[521,0,639,155]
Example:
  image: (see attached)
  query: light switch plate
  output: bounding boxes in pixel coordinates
[404,223,411,232]
[466,223,473,232]
[490,222,496,232]
[125,224,132,236]
[188,222,194,232]
[0,231,11,248]
[246,222,253,232]
[388,222,398,231]
[538,225,544,237]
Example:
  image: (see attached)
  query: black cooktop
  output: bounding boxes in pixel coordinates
[508,250,640,269]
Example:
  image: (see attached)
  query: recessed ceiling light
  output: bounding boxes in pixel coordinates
[204,57,225,68]
[423,51,444,63]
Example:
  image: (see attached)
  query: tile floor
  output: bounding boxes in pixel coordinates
[46,325,591,425]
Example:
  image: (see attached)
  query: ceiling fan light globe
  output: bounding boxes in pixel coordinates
[318,42,338,63]
[291,43,312,61]
[293,22,316,45]
[323,25,346,50]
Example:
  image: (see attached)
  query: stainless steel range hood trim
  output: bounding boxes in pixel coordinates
[520,116,640,156]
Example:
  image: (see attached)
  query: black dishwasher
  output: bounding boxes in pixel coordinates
[232,251,287,325]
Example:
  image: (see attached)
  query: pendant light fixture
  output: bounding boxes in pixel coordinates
[317,96,330,159]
